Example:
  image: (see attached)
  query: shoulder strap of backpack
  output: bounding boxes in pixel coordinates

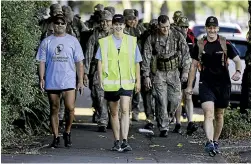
[219,35,227,55]
[197,37,206,63]
[218,35,228,67]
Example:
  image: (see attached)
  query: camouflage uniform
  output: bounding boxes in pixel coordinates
[140,19,158,122]
[85,10,113,127]
[142,28,191,132]
[123,9,146,121]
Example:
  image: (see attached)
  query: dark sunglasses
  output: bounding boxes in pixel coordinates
[181,26,188,29]
[54,22,66,25]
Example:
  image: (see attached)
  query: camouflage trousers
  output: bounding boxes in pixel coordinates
[91,72,109,126]
[153,69,182,131]
[131,79,155,122]
[143,89,155,121]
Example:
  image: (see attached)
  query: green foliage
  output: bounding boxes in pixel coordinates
[1,1,51,148]
[221,108,251,139]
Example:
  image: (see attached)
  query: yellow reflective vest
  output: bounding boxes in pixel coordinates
[98,34,137,91]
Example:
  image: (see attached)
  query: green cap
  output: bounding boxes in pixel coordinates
[123,9,136,20]
[177,16,189,27]
[173,11,183,22]
[101,10,113,21]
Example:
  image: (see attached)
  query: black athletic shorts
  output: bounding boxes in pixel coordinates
[104,88,133,102]
[46,88,75,94]
[199,81,231,108]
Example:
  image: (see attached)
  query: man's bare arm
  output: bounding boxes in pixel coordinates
[39,62,45,81]
[76,61,84,84]
[187,59,198,89]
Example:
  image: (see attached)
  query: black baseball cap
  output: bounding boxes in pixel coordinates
[205,16,218,27]
[112,14,125,24]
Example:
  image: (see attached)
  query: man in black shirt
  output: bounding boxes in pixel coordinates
[185,16,242,155]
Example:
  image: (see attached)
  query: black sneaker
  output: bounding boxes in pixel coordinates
[120,139,132,152]
[186,122,198,136]
[213,141,221,154]
[98,126,107,132]
[172,124,182,134]
[63,132,72,147]
[50,136,60,148]
[159,130,168,137]
[111,140,121,151]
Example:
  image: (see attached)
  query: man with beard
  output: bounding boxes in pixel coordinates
[142,15,191,137]
[85,10,113,132]
[186,16,242,155]
[96,14,142,151]
[36,14,84,148]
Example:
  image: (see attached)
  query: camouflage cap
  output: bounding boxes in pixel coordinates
[49,3,63,16]
[177,16,189,27]
[123,9,136,20]
[101,10,113,21]
[94,4,104,11]
[173,11,183,22]
[104,6,115,16]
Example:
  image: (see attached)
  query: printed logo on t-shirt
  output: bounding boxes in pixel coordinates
[55,44,64,55]
[52,44,69,62]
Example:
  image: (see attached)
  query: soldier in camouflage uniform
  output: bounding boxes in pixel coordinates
[142,15,191,137]
[39,3,63,41]
[172,16,198,135]
[85,10,113,132]
[140,19,158,127]
[123,9,146,121]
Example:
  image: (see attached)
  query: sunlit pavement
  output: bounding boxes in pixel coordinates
[74,107,205,122]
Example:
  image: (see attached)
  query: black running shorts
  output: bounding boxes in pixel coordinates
[104,88,133,102]
[199,81,231,108]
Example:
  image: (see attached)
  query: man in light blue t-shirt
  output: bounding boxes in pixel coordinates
[36,14,84,148]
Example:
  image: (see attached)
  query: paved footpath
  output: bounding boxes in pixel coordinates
[2,117,227,163]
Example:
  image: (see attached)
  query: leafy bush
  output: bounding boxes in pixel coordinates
[1,1,51,148]
[221,108,251,139]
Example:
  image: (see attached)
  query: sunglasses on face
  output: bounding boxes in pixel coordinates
[181,26,188,29]
[54,22,66,25]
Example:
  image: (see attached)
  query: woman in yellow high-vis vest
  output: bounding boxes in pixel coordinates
[95,14,142,152]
